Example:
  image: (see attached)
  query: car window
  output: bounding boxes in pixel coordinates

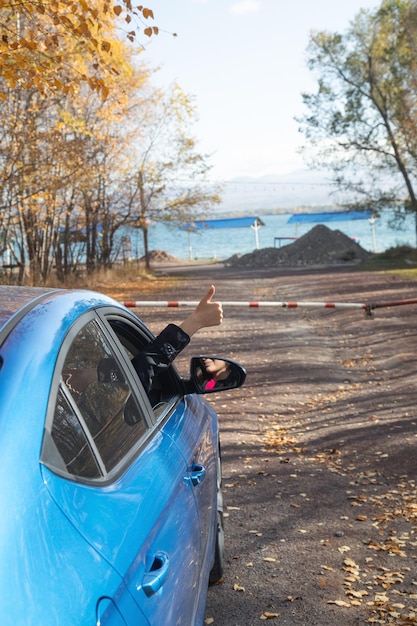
[51,387,101,479]
[107,317,182,417]
[43,319,149,479]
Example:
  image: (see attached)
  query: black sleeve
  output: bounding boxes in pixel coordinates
[131,324,190,394]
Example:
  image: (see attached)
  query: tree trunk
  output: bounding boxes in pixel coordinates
[143,226,150,270]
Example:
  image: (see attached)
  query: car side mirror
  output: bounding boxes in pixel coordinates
[190,356,246,393]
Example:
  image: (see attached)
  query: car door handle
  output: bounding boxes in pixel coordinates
[142,553,170,597]
[190,463,206,486]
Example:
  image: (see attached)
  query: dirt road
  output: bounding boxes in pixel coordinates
[130,262,417,626]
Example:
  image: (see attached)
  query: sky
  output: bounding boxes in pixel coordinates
[140,0,381,182]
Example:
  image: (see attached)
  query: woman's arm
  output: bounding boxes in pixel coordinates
[131,285,223,394]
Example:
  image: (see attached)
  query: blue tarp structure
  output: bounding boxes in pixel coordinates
[287,210,373,224]
[181,216,265,230]
[180,216,265,258]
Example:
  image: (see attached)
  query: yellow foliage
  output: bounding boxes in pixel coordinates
[0,0,157,98]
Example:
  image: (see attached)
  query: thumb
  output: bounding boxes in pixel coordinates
[203,284,215,303]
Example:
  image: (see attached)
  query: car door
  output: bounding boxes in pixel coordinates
[41,312,204,625]
[161,393,218,589]
[105,312,218,620]
[104,312,219,557]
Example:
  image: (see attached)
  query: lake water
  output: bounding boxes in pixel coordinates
[128,210,416,261]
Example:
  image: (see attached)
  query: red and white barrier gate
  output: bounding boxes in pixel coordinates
[121,297,417,317]
[122,300,366,309]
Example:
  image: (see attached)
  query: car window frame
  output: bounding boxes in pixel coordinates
[41,307,172,485]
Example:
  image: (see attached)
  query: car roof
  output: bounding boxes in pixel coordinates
[0,286,60,330]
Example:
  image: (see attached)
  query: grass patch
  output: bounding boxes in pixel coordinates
[358,245,417,274]
[44,263,179,300]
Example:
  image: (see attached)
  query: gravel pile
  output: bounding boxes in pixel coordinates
[225,224,370,268]
[140,249,182,263]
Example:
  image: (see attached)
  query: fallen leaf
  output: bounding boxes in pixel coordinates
[328,600,351,607]
[374,593,390,603]
[347,590,369,598]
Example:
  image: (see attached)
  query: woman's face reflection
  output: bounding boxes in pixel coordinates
[201,358,231,382]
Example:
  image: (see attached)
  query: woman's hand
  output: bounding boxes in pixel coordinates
[180,285,223,337]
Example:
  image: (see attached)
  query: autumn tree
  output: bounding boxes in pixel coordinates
[0,2,221,282]
[298,0,417,240]
[0,2,153,284]
[0,0,157,99]
[0,84,76,284]
[52,45,152,278]
[125,84,222,270]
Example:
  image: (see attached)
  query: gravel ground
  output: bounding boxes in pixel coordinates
[125,261,417,626]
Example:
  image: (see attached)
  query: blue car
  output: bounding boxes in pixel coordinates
[0,286,246,626]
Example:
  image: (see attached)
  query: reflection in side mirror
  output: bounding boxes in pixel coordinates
[190,356,246,393]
